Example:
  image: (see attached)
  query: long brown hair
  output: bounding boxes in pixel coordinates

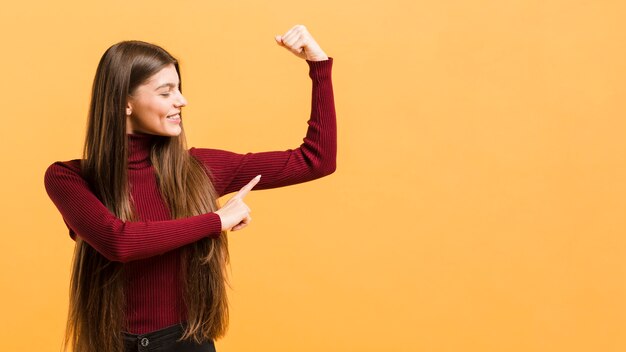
[65,41,229,352]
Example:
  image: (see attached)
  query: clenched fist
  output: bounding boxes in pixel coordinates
[275,25,329,62]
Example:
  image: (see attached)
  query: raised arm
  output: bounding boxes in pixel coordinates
[44,161,223,263]
[190,26,336,196]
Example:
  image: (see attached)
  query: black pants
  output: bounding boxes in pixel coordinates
[123,323,216,352]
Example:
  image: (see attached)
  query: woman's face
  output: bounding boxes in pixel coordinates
[126,63,187,136]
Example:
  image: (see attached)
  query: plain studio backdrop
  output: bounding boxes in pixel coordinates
[0,0,625,351]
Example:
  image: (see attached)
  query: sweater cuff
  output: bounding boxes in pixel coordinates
[307,57,333,81]
[203,212,223,238]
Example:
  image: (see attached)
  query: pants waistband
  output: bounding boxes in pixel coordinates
[123,323,215,352]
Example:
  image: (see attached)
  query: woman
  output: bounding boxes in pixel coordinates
[44,24,335,352]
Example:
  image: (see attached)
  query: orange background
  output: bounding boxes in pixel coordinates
[1,0,625,351]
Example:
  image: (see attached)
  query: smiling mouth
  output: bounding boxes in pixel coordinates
[166,114,180,120]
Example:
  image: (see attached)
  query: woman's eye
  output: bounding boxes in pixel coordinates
[160,93,171,97]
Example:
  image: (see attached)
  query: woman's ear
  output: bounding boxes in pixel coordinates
[126,101,132,116]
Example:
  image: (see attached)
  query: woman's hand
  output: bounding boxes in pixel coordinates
[215,175,261,232]
[275,25,329,61]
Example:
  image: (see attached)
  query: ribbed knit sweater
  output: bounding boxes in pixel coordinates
[44,58,335,334]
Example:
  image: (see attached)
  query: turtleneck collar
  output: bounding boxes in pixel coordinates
[127,133,156,169]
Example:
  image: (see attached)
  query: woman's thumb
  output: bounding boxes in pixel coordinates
[275,35,283,45]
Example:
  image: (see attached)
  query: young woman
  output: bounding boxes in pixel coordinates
[44,24,336,352]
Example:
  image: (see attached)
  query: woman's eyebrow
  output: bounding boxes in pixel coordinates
[154,82,179,90]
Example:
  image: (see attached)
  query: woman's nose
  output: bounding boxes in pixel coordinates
[176,92,188,107]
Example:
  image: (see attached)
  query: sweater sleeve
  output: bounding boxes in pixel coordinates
[43,161,223,263]
[189,58,336,196]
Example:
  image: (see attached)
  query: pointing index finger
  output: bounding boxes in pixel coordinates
[236,175,261,199]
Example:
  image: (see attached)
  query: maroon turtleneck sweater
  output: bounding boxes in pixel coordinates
[44,58,335,334]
